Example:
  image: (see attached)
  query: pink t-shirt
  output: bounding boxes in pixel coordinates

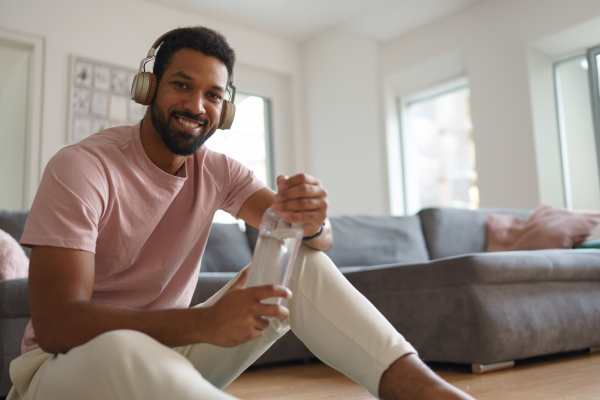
[20,123,265,353]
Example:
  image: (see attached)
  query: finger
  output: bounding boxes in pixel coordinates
[275,184,325,203]
[276,173,320,191]
[255,315,271,331]
[276,197,327,213]
[258,304,290,321]
[279,211,326,228]
[276,175,289,189]
[250,284,293,302]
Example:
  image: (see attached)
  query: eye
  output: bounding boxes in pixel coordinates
[208,92,223,102]
[173,81,189,90]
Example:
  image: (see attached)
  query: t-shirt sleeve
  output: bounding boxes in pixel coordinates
[20,146,108,253]
[218,155,267,218]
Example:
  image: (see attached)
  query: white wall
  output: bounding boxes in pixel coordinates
[4,0,600,215]
[302,31,388,216]
[380,0,600,210]
[0,0,304,205]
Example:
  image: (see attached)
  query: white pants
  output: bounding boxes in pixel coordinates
[8,246,416,399]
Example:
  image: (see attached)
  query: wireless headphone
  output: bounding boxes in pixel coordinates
[130,29,237,130]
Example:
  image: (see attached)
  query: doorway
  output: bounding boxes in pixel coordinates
[0,29,44,210]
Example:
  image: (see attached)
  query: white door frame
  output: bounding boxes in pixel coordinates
[0,27,44,209]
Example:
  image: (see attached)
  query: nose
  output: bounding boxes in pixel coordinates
[183,90,206,116]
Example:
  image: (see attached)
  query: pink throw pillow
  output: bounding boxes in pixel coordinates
[486,205,600,252]
[0,229,29,280]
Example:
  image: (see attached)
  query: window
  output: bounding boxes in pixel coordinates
[205,92,274,223]
[400,83,478,215]
[553,48,600,210]
[589,44,600,179]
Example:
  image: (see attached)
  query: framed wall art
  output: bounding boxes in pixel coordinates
[68,55,146,142]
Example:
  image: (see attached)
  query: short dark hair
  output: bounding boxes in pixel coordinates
[153,26,236,84]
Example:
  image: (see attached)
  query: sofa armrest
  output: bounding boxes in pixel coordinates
[0,279,29,318]
[341,248,600,292]
[422,249,600,286]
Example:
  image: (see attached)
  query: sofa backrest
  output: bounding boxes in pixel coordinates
[324,214,430,267]
[200,223,254,272]
[418,207,532,259]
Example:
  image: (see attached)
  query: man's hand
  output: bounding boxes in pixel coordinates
[237,173,333,251]
[270,174,332,250]
[201,268,293,347]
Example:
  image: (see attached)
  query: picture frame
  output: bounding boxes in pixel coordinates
[68,55,146,142]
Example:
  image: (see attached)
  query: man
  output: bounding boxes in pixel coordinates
[8,26,473,399]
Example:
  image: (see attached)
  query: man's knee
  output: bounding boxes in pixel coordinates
[294,245,335,275]
[87,330,162,378]
[84,330,201,398]
[88,330,154,358]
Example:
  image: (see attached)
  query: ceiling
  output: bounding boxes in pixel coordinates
[144,0,483,42]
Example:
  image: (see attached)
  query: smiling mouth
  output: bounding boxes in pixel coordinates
[177,117,202,129]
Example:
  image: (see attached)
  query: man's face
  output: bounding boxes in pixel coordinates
[150,48,229,156]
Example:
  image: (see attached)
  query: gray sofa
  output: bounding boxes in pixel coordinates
[2,207,600,396]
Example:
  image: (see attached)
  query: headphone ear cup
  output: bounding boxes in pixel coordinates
[218,100,236,130]
[143,73,157,106]
[131,72,157,105]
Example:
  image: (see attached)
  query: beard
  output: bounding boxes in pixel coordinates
[150,101,217,156]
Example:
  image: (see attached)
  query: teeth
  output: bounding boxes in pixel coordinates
[178,118,200,129]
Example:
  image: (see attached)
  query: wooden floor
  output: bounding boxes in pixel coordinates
[224,350,600,399]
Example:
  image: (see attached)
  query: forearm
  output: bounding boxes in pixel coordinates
[33,300,214,354]
[29,247,290,355]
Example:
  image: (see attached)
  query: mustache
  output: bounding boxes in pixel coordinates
[170,110,208,124]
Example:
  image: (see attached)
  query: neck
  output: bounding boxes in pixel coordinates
[140,114,187,175]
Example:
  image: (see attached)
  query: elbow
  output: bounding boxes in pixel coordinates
[31,318,74,354]
[36,339,63,355]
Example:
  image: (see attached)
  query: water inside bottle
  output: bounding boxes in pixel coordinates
[245,213,303,305]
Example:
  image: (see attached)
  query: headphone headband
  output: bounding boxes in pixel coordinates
[135,30,175,76]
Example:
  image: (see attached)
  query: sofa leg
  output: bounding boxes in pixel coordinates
[589,346,600,354]
[471,360,515,374]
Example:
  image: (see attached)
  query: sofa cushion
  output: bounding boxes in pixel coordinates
[0,210,30,257]
[0,230,29,281]
[200,223,253,272]
[324,215,429,267]
[418,207,531,259]
[486,205,600,252]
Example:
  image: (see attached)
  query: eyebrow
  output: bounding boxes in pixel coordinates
[171,71,193,80]
[169,71,226,93]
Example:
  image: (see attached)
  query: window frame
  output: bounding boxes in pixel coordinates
[587,45,600,184]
